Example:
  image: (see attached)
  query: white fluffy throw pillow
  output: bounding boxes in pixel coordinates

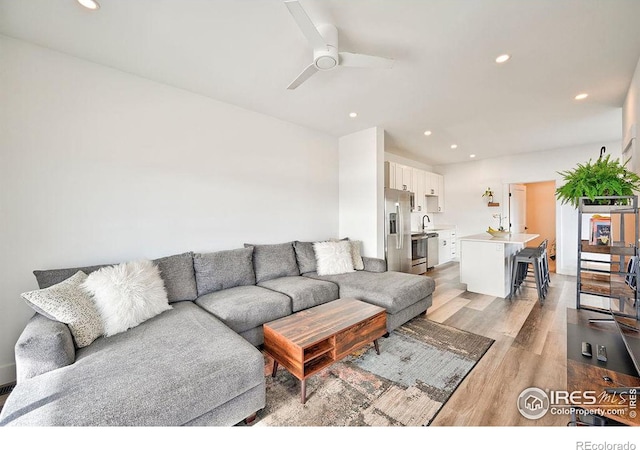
[82,259,172,337]
[314,240,355,276]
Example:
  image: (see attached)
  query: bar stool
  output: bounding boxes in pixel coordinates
[510,239,548,303]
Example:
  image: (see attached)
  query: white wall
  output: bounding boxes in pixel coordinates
[0,36,339,384]
[623,55,640,173]
[434,141,622,276]
[339,127,385,259]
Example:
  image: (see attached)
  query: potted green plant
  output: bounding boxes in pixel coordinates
[555,154,640,208]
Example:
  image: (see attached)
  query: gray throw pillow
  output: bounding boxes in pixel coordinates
[193,247,256,296]
[34,264,110,289]
[153,252,198,302]
[293,241,317,274]
[244,242,300,283]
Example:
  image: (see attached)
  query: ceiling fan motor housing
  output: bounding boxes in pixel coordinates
[313,23,338,70]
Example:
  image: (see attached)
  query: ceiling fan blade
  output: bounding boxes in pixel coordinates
[339,52,394,69]
[287,63,319,90]
[284,0,327,50]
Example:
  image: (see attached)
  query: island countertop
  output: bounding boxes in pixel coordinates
[459,233,539,244]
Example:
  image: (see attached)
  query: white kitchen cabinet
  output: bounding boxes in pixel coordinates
[450,228,457,259]
[426,173,444,213]
[426,172,439,196]
[385,161,444,212]
[438,230,452,265]
[411,168,426,212]
[437,174,445,212]
[424,172,435,196]
[395,164,412,192]
[384,161,396,189]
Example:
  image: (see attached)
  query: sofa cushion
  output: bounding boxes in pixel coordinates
[293,241,317,274]
[258,276,339,312]
[0,302,264,426]
[152,252,198,302]
[195,285,291,334]
[304,270,435,314]
[21,271,104,348]
[193,247,256,296]
[244,242,299,283]
[32,252,198,303]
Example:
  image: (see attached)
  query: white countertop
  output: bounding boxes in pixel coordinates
[412,224,456,234]
[459,233,539,244]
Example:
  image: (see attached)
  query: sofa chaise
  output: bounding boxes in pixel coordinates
[0,240,435,426]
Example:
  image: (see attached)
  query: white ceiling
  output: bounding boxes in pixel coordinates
[2,0,640,165]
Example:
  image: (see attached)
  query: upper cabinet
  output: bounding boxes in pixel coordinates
[396,165,412,192]
[437,174,445,212]
[384,161,412,192]
[425,172,438,196]
[384,161,397,189]
[384,161,445,213]
[411,167,426,212]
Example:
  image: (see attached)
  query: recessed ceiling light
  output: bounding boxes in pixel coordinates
[575,93,588,100]
[495,54,511,64]
[470,154,476,158]
[424,130,432,136]
[451,144,458,149]
[349,112,357,118]
[77,0,100,10]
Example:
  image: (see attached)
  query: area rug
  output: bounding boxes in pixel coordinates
[253,316,494,426]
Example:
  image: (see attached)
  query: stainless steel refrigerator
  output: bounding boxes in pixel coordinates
[384,188,412,273]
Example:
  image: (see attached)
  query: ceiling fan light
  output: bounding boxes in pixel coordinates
[77,0,100,10]
[315,55,337,70]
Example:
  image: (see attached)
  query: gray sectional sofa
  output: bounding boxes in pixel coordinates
[0,240,435,426]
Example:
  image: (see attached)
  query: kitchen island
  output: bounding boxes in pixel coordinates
[459,233,539,298]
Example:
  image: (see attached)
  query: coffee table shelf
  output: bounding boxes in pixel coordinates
[304,353,333,375]
[303,339,333,363]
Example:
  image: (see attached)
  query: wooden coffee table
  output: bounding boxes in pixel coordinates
[263,298,386,404]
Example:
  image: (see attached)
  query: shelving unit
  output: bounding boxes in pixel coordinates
[577,196,640,319]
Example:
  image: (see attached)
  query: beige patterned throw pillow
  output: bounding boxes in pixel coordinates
[350,240,365,270]
[21,271,104,348]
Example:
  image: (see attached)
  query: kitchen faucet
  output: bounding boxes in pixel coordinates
[422,215,431,231]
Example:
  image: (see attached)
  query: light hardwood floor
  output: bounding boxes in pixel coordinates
[427,261,573,426]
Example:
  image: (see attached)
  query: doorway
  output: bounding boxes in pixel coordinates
[514,180,556,273]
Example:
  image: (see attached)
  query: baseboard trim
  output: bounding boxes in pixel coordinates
[0,363,17,386]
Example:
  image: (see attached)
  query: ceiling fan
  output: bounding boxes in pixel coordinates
[284,0,394,90]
